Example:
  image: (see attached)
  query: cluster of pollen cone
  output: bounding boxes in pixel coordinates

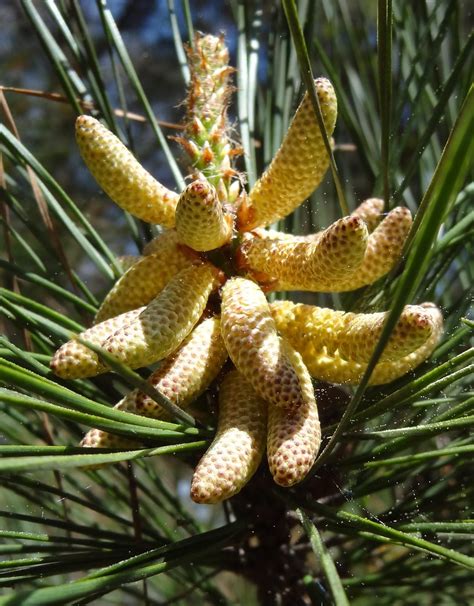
[51,34,443,504]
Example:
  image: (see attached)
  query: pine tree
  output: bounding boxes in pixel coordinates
[0,2,472,604]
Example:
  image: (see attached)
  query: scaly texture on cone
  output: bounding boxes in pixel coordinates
[176,33,240,200]
[97,262,222,373]
[267,347,321,487]
[76,115,178,227]
[95,230,196,323]
[81,316,228,452]
[80,420,140,450]
[256,206,411,291]
[190,370,267,504]
[239,77,337,230]
[52,263,222,379]
[331,206,413,291]
[79,396,139,470]
[115,255,142,273]
[278,303,443,385]
[132,315,227,417]
[220,277,307,411]
[175,180,233,251]
[271,301,435,363]
[351,197,384,232]
[238,215,368,291]
[51,307,144,379]
[244,197,384,245]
